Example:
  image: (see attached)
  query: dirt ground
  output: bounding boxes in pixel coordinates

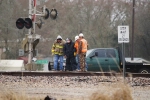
[0,75,150,100]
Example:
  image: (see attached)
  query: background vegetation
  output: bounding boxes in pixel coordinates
[0,0,150,60]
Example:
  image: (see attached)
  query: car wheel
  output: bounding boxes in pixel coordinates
[139,68,150,73]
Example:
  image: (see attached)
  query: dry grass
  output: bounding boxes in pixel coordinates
[89,83,133,100]
[0,91,41,100]
[0,83,133,100]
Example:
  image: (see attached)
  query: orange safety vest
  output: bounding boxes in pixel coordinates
[80,39,87,53]
[74,40,80,54]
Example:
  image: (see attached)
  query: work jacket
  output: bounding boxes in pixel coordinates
[51,40,65,55]
[78,38,87,54]
[74,39,80,55]
[63,40,75,57]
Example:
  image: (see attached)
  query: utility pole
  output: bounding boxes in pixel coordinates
[28,0,32,64]
[131,0,135,61]
[28,0,37,64]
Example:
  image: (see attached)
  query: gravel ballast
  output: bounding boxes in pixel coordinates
[0,75,150,100]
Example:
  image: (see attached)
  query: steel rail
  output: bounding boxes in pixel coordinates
[0,71,116,76]
[126,73,150,78]
[0,71,150,78]
[0,71,117,76]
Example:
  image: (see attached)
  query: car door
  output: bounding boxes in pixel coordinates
[86,49,108,71]
[106,49,120,72]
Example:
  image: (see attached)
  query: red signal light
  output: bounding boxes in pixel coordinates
[24,18,33,29]
[16,18,25,29]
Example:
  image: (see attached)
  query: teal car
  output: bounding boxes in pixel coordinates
[86,48,121,72]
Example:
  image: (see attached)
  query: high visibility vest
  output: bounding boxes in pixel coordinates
[51,40,65,55]
[80,39,87,53]
[74,40,80,54]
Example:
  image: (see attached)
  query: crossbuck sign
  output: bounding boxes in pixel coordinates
[118,26,129,43]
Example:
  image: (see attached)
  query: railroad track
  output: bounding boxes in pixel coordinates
[0,71,150,86]
[0,71,150,78]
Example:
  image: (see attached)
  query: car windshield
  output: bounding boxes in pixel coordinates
[86,49,93,57]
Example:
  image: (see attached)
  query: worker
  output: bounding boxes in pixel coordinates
[63,38,77,71]
[51,35,66,71]
[74,35,80,70]
[78,33,88,72]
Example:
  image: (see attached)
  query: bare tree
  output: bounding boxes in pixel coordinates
[0,0,150,60]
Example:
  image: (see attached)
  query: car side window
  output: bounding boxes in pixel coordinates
[95,49,106,57]
[106,49,116,57]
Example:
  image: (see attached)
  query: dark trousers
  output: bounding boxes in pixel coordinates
[66,56,77,71]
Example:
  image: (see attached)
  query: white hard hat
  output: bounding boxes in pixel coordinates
[75,35,79,41]
[66,38,69,41]
[57,35,62,39]
[66,38,70,43]
[79,33,84,37]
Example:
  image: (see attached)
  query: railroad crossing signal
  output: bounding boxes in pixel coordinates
[42,5,50,19]
[32,37,39,51]
[36,19,43,29]
[15,17,35,30]
[16,18,33,29]
[17,4,58,57]
[24,18,33,29]
[16,5,58,30]
[21,34,40,53]
[50,8,58,20]
[44,8,49,19]
[17,0,58,65]
[16,18,25,29]
[21,35,29,53]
